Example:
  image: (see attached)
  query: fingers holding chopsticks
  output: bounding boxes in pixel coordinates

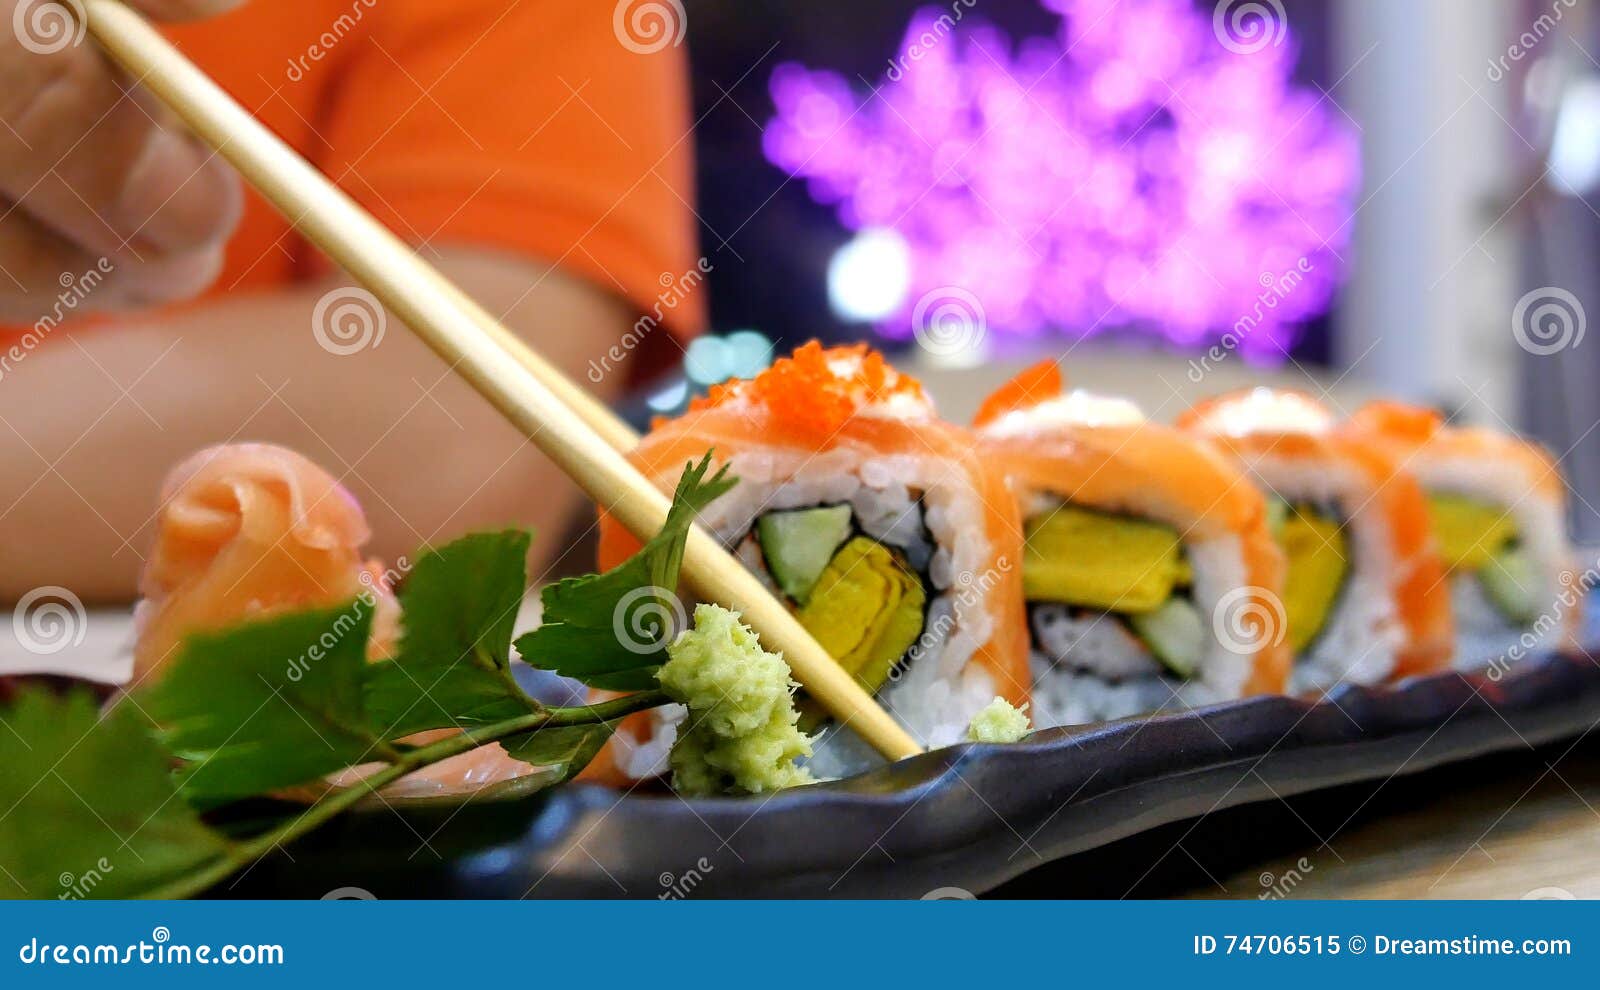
[0,0,242,315]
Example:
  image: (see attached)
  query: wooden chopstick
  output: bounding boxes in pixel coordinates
[430,273,640,454]
[81,0,922,761]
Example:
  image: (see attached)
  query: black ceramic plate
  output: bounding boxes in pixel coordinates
[219,647,1600,899]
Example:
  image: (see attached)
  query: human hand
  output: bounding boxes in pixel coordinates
[0,0,246,322]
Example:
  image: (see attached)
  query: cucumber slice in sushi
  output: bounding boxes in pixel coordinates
[1128,598,1206,678]
[756,505,854,603]
[1478,545,1539,626]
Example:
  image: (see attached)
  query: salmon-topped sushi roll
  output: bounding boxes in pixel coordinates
[594,342,1029,781]
[1179,389,1454,692]
[1347,400,1581,668]
[974,362,1288,726]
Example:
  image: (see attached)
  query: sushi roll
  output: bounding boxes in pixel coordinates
[595,342,1030,780]
[974,362,1289,726]
[1179,388,1454,692]
[1347,400,1581,668]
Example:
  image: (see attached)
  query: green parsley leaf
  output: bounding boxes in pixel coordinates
[365,530,537,738]
[142,603,383,804]
[515,454,736,691]
[503,722,616,783]
[0,689,230,899]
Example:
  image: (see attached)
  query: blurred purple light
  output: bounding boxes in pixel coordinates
[764,0,1360,360]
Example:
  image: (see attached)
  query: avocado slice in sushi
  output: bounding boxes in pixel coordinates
[1478,544,1539,625]
[1128,597,1205,678]
[1279,505,1348,653]
[757,505,854,603]
[1427,493,1517,571]
[796,536,926,695]
[1022,505,1191,613]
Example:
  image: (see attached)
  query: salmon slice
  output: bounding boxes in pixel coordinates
[1348,400,1566,500]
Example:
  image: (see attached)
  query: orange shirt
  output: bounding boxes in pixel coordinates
[154,0,701,351]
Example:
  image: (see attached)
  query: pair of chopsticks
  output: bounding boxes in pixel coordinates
[81,0,921,761]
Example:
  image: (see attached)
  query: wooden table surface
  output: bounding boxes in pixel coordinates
[1176,733,1600,900]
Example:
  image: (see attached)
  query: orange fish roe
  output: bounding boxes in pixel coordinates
[1351,399,1445,443]
[689,341,929,436]
[972,359,1063,427]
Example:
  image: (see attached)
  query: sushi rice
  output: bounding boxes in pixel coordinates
[1240,455,1408,692]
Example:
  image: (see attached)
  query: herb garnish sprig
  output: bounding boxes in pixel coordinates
[0,455,733,899]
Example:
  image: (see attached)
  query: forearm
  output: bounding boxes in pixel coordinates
[0,249,635,602]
